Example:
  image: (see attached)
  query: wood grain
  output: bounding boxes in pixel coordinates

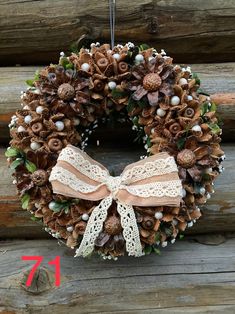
[0,63,235,143]
[0,144,234,239]
[0,236,235,313]
[0,0,235,65]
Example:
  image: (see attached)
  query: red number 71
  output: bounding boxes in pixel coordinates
[21,256,60,287]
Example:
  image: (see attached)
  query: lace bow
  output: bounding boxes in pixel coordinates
[49,145,182,257]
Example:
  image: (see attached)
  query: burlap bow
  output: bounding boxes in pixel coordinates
[49,145,182,257]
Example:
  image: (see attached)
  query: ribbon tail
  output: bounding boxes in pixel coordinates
[75,195,113,257]
[116,201,144,257]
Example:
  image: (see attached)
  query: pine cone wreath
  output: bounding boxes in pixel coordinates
[6,42,225,260]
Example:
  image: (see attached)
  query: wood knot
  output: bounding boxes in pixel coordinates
[21,267,53,294]
[147,17,158,34]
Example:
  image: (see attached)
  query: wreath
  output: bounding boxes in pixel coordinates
[6,42,225,259]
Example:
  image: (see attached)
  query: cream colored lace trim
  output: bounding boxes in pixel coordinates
[121,156,178,183]
[58,146,108,182]
[75,196,112,257]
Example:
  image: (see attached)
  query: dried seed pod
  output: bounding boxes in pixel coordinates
[57,83,75,100]
[48,138,63,152]
[142,216,155,230]
[177,149,196,168]
[104,215,122,235]
[31,170,48,186]
[143,73,162,91]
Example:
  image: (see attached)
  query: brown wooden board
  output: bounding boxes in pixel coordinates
[0,64,235,144]
[0,235,235,313]
[0,144,234,239]
[0,1,235,65]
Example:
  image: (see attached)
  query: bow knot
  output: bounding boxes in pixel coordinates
[104,176,122,198]
[49,145,182,257]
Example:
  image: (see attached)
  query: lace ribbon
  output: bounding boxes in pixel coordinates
[49,145,182,257]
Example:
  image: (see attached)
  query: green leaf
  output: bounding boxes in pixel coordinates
[25,160,37,173]
[111,88,127,99]
[21,193,30,210]
[139,43,150,51]
[192,72,201,85]
[50,201,70,213]
[146,137,151,148]
[177,137,186,150]
[31,216,42,222]
[153,247,161,255]
[26,79,34,87]
[65,63,74,70]
[155,232,161,242]
[127,97,136,112]
[132,116,139,126]
[210,102,217,112]
[164,227,173,237]
[208,123,221,134]
[179,234,184,240]
[5,147,20,158]
[34,70,40,81]
[144,245,152,255]
[137,97,148,109]
[200,102,209,116]
[10,158,23,169]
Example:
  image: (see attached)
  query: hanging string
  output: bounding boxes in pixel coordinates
[109,0,116,48]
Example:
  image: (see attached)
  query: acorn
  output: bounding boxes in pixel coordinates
[143,73,162,92]
[57,83,75,101]
[177,149,196,168]
[104,215,122,235]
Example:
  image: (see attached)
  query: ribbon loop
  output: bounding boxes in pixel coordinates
[49,145,182,257]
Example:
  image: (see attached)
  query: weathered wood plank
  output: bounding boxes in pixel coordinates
[0,236,235,313]
[0,64,235,143]
[0,144,234,239]
[0,0,235,65]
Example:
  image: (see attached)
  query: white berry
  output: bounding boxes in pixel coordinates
[171,238,176,244]
[55,121,64,131]
[206,193,211,199]
[66,226,74,232]
[192,125,202,132]
[113,53,120,60]
[17,126,26,133]
[155,211,163,220]
[187,95,193,101]
[161,241,168,247]
[82,213,89,221]
[179,78,188,86]
[30,142,41,150]
[135,54,144,62]
[36,106,44,114]
[156,108,166,117]
[81,63,90,72]
[181,188,187,198]
[171,96,180,106]
[24,115,32,124]
[187,221,193,228]
[108,81,117,90]
[49,201,56,210]
[199,187,206,195]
